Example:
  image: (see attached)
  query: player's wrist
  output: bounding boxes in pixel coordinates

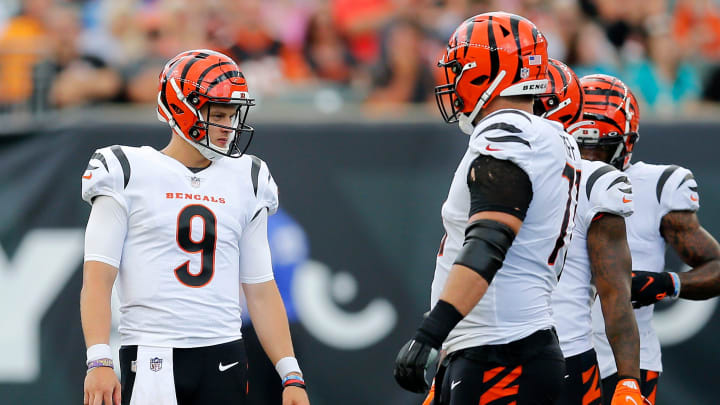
[86,343,114,373]
[282,373,307,390]
[87,358,114,374]
[275,356,302,379]
[414,299,463,349]
[667,271,681,298]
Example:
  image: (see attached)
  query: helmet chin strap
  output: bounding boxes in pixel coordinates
[458,71,507,135]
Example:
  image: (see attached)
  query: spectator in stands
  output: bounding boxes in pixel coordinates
[301,5,356,85]
[42,3,122,108]
[624,27,702,114]
[365,17,437,110]
[672,0,720,103]
[0,0,52,108]
[331,0,395,65]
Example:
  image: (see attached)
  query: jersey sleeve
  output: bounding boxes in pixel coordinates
[81,146,130,212]
[583,162,634,224]
[468,119,536,179]
[658,165,700,215]
[253,158,279,216]
[239,209,275,284]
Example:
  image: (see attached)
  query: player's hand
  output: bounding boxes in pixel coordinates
[393,338,439,393]
[84,366,121,405]
[610,378,651,405]
[631,271,678,308]
[282,386,310,405]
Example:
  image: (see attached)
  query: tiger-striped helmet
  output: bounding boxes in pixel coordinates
[157,49,255,160]
[435,12,549,134]
[533,58,583,129]
[568,74,640,170]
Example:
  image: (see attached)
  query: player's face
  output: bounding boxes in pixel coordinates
[579,145,614,163]
[204,103,240,149]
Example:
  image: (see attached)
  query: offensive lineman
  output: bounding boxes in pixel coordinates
[587,74,720,404]
[80,50,310,405]
[393,13,581,404]
[538,61,646,405]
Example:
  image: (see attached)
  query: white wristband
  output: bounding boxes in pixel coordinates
[275,356,302,378]
[86,344,112,364]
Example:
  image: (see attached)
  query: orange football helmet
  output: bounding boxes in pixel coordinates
[533,58,583,129]
[157,49,255,160]
[435,12,549,134]
[568,74,640,170]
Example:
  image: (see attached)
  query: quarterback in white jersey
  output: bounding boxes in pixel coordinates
[394,13,580,405]
[80,50,309,405]
[539,62,645,405]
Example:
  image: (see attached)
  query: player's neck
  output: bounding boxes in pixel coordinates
[161,136,212,169]
[477,97,534,122]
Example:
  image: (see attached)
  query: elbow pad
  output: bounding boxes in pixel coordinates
[453,219,516,284]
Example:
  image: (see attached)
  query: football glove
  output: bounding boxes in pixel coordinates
[631,271,680,308]
[611,378,651,405]
[393,338,439,393]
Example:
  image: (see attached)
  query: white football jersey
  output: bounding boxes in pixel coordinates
[592,161,699,377]
[431,109,582,353]
[82,146,278,348]
[552,160,633,358]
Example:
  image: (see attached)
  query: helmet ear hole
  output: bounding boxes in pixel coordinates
[170,104,184,115]
[471,75,489,86]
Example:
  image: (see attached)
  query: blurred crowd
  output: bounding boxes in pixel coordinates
[1,0,720,117]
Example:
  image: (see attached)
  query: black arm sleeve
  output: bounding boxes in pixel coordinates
[467,155,533,220]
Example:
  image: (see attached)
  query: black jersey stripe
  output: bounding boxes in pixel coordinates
[479,122,522,135]
[677,172,695,188]
[484,134,531,148]
[91,152,109,172]
[483,109,533,123]
[606,175,629,190]
[586,164,615,199]
[251,207,266,221]
[656,165,680,203]
[250,155,261,196]
[110,146,131,189]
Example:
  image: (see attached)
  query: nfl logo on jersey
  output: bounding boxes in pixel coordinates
[150,357,163,372]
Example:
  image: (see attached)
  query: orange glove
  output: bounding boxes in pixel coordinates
[611,378,651,405]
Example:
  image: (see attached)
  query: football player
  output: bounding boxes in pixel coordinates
[80,50,310,405]
[581,74,720,404]
[540,61,647,405]
[393,13,581,404]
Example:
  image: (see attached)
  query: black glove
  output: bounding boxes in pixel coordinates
[631,271,680,308]
[393,337,439,393]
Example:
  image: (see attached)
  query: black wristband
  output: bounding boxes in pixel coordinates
[617,375,640,383]
[414,300,464,348]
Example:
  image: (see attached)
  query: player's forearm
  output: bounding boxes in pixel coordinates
[80,261,117,347]
[588,215,640,379]
[599,291,640,378]
[438,264,489,316]
[242,281,296,366]
[662,212,720,299]
[678,259,720,300]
